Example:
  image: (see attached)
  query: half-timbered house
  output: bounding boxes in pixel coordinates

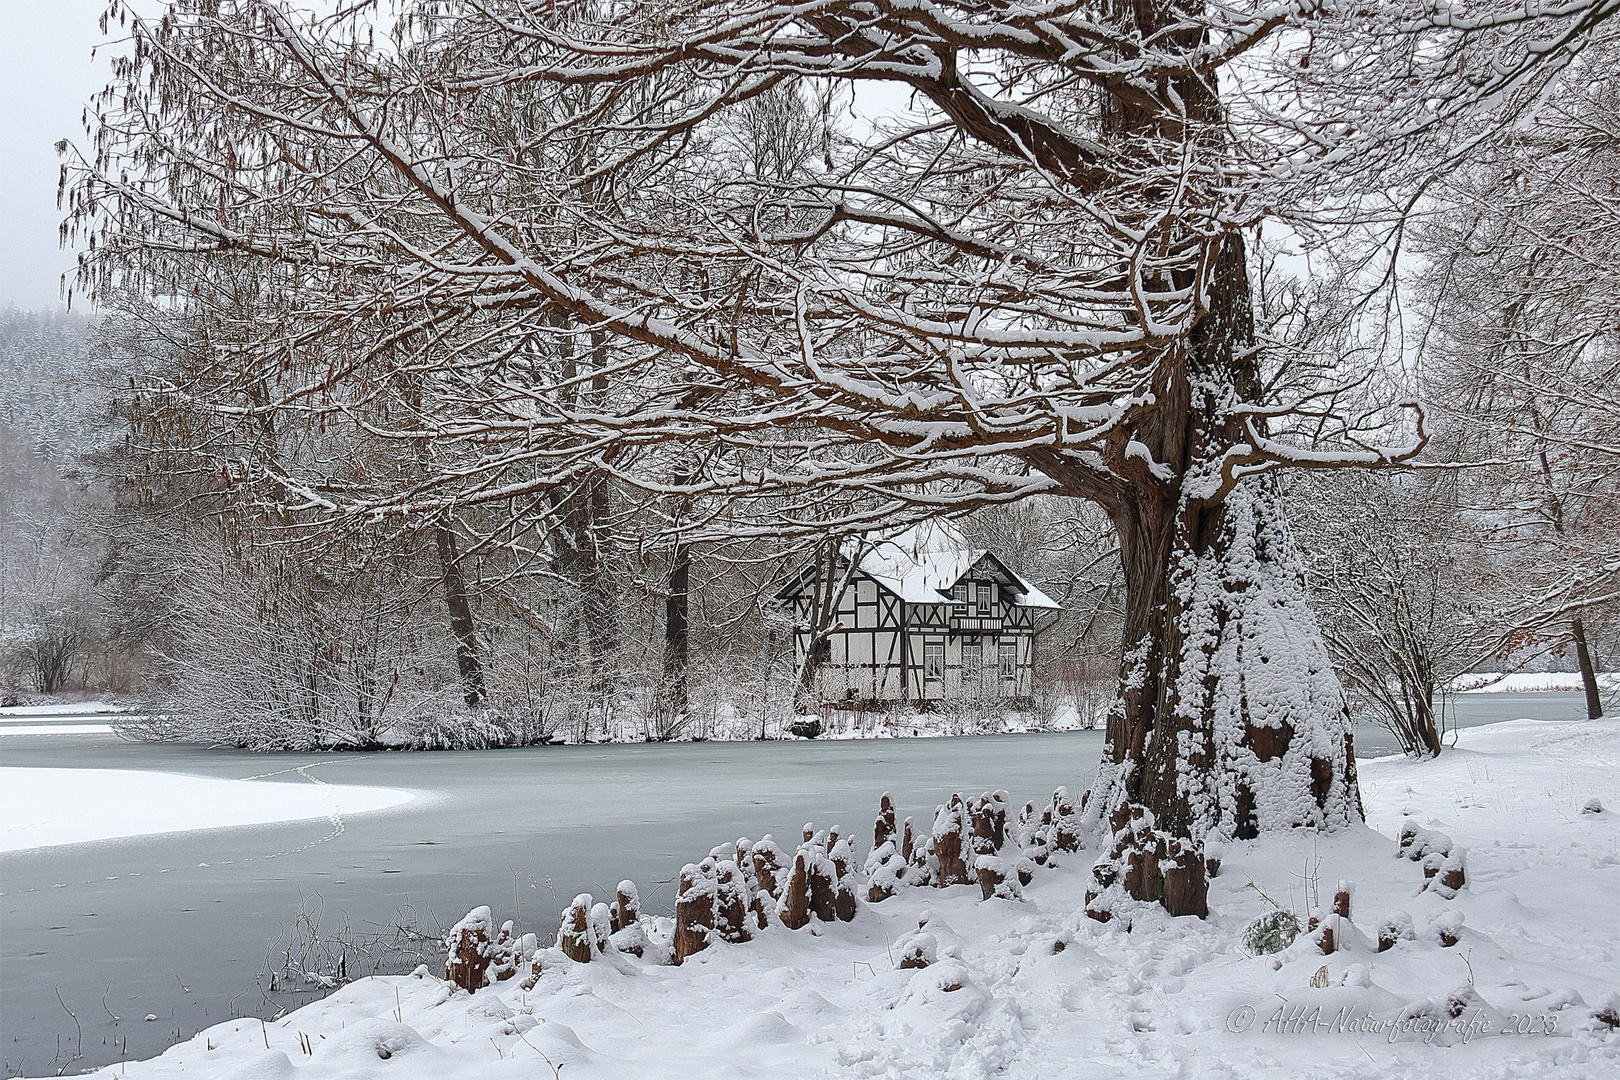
[777,522,1061,708]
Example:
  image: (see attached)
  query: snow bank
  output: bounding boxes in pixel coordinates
[0,767,415,852]
[0,699,129,716]
[0,701,128,735]
[1451,672,1619,693]
[42,719,1620,1079]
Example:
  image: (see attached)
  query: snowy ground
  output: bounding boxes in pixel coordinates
[55,718,1619,1080]
[0,767,416,852]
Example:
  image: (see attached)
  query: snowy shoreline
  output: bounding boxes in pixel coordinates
[1450,672,1619,694]
[43,717,1618,1080]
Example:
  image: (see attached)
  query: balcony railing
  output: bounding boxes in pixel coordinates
[950,615,1003,632]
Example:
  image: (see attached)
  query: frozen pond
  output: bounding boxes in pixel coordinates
[1,730,1104,1076]
[0,691,1598,1076]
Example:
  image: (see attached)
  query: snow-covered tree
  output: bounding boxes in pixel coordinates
[68,0,1616,913]
[1412,36,1620,718]
[1290,469,1512,757]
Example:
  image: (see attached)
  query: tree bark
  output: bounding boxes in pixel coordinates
[1077,238,1363,917]
[584,338,619,702]
[1573,616,1604,719]
[659,540,691,735]
[794,540,844,709]
[435,523,486,708]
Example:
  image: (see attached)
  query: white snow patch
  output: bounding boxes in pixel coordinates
[0,767,416,852]
[0,722,116,735]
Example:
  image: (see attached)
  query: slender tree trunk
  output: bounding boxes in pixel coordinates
[794,540,853,710]
[659,541,691,735]
[580,477,618,701]
[1572,616,1604,719]
[1413,683,1443,758]
[584,338,619,703]
[435,523,486,708]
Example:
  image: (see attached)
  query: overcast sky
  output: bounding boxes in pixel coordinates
[0,0,110,312]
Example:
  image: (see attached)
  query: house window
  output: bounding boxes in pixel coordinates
[977,582,991,615]
[924,643,944,684]
[951,582,967,602]
[961,642,982,677]
[999,641,1017,682]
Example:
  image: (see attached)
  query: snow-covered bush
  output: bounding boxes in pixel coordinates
[1241,909,1302,955]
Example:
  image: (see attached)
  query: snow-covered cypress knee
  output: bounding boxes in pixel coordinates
[750,835,787,906]
[874,793,897,852]
[929,796,973,887]
[610,881,640,934]
[444,906,494,993]
[1378,911,1415,953]
[777,850,811,930]
[608,881,647,957]
[488,921,534,984]
[806,833,838,921]
[969,791,1008,856]
[865,796,910,903]
[732,838,773,930]
[558,894,603,964]
[713,858,753,943]
[673,864,717,963]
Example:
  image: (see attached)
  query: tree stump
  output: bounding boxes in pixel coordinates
[932,797,972,885]
[444,906,493,993]
[975,855,1012,900]
[715,861,752,943]
[673,866,716,963]
[1332,881,1352,920]
[1160,838,1209,919]
[751,837,786,901]
[778,851,812,930]
[809,855,837,922]
[1050,788,1081,853]
[874,793,897,850]
[558,895,596,964]
[1377,911,1414,952]
[611,880,640,934]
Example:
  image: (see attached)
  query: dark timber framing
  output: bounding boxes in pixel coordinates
[777,547,1061,709]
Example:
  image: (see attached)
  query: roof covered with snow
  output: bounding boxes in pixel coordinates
[854,522,1061,611]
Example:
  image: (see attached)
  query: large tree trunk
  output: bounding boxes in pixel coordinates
[435,523,487,708]
[1077,234,1363,919]
[1572,616,1604,719]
